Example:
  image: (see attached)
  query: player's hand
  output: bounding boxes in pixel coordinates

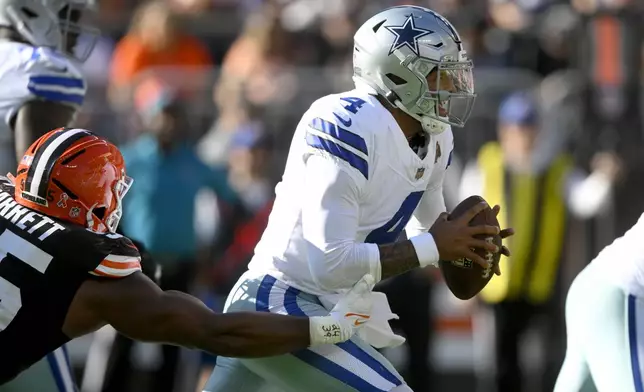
[330,274,374,329]
[429,202,500,269]
[491,205,515,276]
[309,274,374,346]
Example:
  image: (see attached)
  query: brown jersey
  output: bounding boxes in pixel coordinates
[0,179,141,384]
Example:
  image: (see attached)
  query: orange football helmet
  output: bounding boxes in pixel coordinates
[13,127,133,234]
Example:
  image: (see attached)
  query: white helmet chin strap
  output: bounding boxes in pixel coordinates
[393,100,448,135]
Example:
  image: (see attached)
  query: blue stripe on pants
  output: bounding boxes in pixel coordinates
[256,275,277,312]
[292,350,387,392]
[284,286,306,317]
[60,345,76,387]
[254,275,401,391]
[46,349,72,392]
[283,286,401,386]
[628,295,644,392]
[336,341,402,387]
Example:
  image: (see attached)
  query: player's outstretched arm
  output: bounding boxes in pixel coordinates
[66,272,373,358]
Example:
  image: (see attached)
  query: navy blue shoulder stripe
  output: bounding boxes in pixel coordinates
[306,133,369,179]
[28,75,85,106]
[309,117,368,155]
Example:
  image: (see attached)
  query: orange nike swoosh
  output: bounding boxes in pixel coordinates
[345,312,370,318]
[345,312,370,327]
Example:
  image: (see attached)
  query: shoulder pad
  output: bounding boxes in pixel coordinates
[310,92,383,137]
[20,46,86,108]
[303,93,380,181]
[59,229,142,278]
[92,232,141,257]
[87,233,142,279]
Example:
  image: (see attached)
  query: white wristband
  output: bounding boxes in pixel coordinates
[409,233,440,268]
[309,316,353,346]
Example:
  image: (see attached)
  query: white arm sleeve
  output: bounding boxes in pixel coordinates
[404,184,447,239]
[405,158,448,239]
[302,155,381,292]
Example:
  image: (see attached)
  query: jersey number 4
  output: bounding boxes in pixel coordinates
[333,97,366,127]
[365,191,425,245]
[0,230,53,331]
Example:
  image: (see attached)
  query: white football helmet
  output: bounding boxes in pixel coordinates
[353,6,476,134]
[0,0,62,48]
[42,0,98,62]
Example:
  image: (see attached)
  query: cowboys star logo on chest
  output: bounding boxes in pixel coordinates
[385,14,434,56]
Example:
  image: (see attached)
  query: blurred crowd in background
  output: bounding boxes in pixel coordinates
[66,0,644,391]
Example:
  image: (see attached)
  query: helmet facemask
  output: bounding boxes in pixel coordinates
[87,170,133,233]
[394,53,475,133]
[56,0,99,62]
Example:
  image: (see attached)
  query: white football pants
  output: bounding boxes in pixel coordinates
[555,256,644,392]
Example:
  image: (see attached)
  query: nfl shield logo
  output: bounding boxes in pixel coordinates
[21,155,33,166]
[415,168,425,179]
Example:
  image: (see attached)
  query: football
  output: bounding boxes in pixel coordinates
[439,195,502,300]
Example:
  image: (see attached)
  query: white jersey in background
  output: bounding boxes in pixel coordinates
[593,212,644,297]
[248,88,452,295]
[555,213,644,392]
[0,42,85,173]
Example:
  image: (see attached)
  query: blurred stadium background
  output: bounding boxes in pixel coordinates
[64,0,643,391]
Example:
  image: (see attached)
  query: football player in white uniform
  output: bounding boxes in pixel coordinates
[0,0,94,177]
[43,0,99,63]
[204,6,512,392]
[0,1,95,391]
[555,212,644,392]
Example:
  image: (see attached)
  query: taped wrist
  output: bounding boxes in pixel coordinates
[309,316,353,346]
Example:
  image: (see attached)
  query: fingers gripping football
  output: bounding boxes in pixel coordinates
[435,196,514,300]
[429,200,500,267]
[492,204,515,270]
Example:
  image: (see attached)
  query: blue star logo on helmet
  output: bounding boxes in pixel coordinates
[384,15,433,56]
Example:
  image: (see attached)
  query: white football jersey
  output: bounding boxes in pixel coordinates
[248,88,452,295]
[594,213,644,297]
[0,42,85,172]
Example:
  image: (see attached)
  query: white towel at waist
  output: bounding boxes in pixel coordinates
[319,292,406,349]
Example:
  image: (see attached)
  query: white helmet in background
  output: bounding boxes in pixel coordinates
[0,0,62,48]
[42,0,99,62]
[353,6,476,134]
